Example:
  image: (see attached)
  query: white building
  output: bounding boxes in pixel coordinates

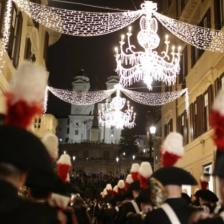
[57,73,121,144]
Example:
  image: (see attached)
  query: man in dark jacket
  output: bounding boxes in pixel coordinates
[0,125,66,224]
[144,167,197,224]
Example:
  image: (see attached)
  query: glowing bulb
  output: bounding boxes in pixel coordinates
[121,34,125,40]
[128,26,132,32]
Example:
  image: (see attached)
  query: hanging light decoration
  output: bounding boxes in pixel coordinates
[115,1,181,90]
[98,85,136,129]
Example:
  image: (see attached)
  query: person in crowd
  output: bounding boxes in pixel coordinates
[0,125,67,224]
[144,166,198,224]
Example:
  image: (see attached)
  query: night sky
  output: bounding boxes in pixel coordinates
[46,0,162,134]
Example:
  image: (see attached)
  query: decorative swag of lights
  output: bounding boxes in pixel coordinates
[47,85,188,107]
[115,1,181,90]
[98,85,136,129]
[8,0,224,51]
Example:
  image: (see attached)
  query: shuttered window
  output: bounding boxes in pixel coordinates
[214,0,224,29]
[0,1,6,38]
[7,4,23,67]
[177,112,188,145]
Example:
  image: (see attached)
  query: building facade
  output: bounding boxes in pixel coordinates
[0,0,60,135]
[57,75,122,144]
[159,0,224,194]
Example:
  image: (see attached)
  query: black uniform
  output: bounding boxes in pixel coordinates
[0,180,60,224]
[144,198,196,224]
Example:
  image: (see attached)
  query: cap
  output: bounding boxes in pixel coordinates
[195,189,218,203]
[0,125,53,172]
[130,163,140,181]
[152,167,197,186]
[57,153,72,182]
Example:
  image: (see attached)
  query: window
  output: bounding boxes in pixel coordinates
[203,164,214,191]
[0,1,6,37]
[67,127,69,134]
[34,117,41,129]
[24,38,32,60]
[204,92,209,131]
[164,119,173,137]
[7,4,23,67]
[75,130,78,135]
[214,0,224,29]
[179,46,188,84]
[177,112,188,144]
[176,0,187,18]
[43,31,49,63]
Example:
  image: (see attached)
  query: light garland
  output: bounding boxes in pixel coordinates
[154,12,224,53]
[48,86,115,105]
[13,0,142,37]
[48,85,188,109]
[0,0,13,74]
[98,85,136,129]
[122,88,188,106]
[115,1,181,90]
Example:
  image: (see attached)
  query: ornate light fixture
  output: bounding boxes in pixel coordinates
[99,85,136,129]
[114,1,181,90]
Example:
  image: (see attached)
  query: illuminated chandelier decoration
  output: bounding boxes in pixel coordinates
[115,1,181,90]
[98,85,136,129]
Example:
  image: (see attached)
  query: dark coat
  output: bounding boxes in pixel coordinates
[144,198,196,224]
[0,180,59,224]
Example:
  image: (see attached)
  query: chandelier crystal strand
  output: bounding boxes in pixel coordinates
[154,12,224,53]
[0,0,13,74]
[99,85,136,129]
[13,0,142,37]
[115,1,181,90]
[121,88,188,106]
[48,86,115,105]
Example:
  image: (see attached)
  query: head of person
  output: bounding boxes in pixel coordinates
[152,167,197,198]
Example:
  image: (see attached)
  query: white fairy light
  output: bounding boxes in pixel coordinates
[48,86,115,105]
[154,11,224,53]
[13,0,142,37]
[0,0,13,74]
[98,85,136,129]
[115,1,181,90]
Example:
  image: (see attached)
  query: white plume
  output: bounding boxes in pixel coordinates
[125,174,134,184]
[106,184,112,191]
[130,163,140,173]
[139,161,152,178]
[10,62,49,103]
[42,132,59,160]
[57,153,72,166]
[117,180,125,189]
[162,132,184,156]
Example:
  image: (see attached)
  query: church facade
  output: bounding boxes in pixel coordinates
[57,73,122,144]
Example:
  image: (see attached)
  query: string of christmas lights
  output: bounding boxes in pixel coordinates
[13,0,142,37]
[154,12,224,53]
[48,85,188,108]
[122,88,188,106]
[48,86,115,105]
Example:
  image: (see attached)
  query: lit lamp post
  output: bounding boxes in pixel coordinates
[116,157,120,174]
[149,125,156,170]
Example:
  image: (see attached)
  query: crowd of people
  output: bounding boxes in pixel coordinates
[2,62,224,224]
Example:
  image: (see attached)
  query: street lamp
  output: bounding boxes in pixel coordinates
[132,155,136,160]
[149,125,156,135]
[122,152,126,156]
[116,157,119,163]
[149,125,156,171]
[73,156,76,161]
